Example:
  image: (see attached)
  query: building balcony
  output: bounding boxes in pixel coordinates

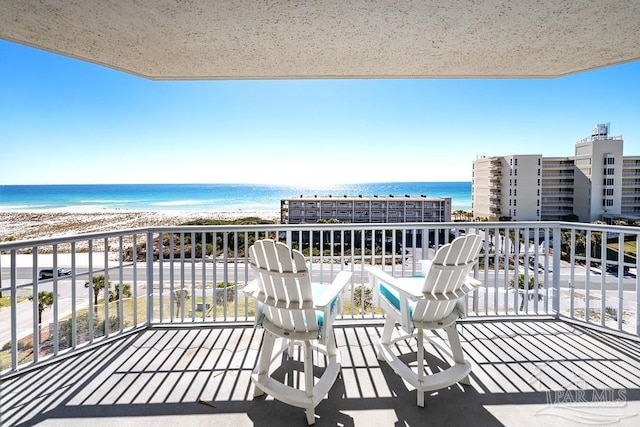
[541,190,574,196]
[2,222,640,425]
[488,161,503,171]
[542,165,574,170]
[541,198,574,206]
[541,180,575,187]
[541,172,575,177]
[540,208,574,215]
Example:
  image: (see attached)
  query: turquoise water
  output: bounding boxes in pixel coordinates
[0,182,472,213]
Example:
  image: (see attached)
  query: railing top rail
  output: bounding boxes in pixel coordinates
[2,220,640,251]
[0,226,149,251]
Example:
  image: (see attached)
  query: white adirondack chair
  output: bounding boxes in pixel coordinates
[367,234,483,407]
[246,239,351,425]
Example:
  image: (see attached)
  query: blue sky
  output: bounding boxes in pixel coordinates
[2,39,639,186]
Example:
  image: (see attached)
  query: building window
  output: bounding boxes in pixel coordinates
[514,168,518,176]
[608,168,614,175]
[514,179,517,185]
[537,179,540,186]
[513,200,517,206]
[537,169,541,176]
[537,189,540,196]
[607,157,615,165]
[537,209,540,216]
[514,189,517,196]
[515,159,518,166]
[537,200,540,206]
[510,159,513,166]
[538,158,541,165]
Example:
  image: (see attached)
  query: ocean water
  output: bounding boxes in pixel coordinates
[0,182,472,213]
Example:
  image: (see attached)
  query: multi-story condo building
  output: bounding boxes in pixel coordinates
[280,195,451,224]
[622,155,640,217]
[473,124,638,222]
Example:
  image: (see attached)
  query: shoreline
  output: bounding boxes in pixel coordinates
[0,210,280,242]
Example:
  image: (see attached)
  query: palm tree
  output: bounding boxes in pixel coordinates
[109,283,132,326]
[590,229,603,259]
[109,283,132,302]
[509,274,543,311]
[85,275,106,313]
[174,289,190,317]
[452,209,466,221]
[28,291,54,344]
[29,291,54,325]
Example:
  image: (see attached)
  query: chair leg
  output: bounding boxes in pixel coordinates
[325,327,337,358]
[377,316,396,360]
[281,337,293,358]
[445,323,465,364]
[303,341,316,425]
[303,341,314,398]
[254,330,277,397]
[306,407,316,425]
[445,323,471,385]
[416,328,425,407]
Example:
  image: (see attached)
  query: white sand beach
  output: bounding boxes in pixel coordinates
[0,210,280,242]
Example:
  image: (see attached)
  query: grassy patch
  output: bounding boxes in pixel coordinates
[607,240,637,258]
[0,296,28,309]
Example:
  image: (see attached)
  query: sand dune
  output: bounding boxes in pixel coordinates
[0,211,279,242]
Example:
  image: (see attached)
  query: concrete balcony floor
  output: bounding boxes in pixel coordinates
[2,319,640,426]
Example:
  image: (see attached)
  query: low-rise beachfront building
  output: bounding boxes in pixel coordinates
[472,123,639,222]
[280,195,451,224]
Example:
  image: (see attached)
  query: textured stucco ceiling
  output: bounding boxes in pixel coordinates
[1,0,639,80]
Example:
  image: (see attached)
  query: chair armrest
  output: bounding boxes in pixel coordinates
[421,276,482,300]
[366,265,423,300]
[240,279,260,298]
[461,276,482,292]
[314,270,352,309]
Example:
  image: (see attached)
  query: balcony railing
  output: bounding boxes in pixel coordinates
[1,221,639,378]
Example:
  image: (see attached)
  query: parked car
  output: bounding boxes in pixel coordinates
[605,264,630,275]
[39,267,71,280]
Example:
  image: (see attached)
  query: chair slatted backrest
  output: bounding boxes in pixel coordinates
[413,234,483,322]
[249,240,318,333]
